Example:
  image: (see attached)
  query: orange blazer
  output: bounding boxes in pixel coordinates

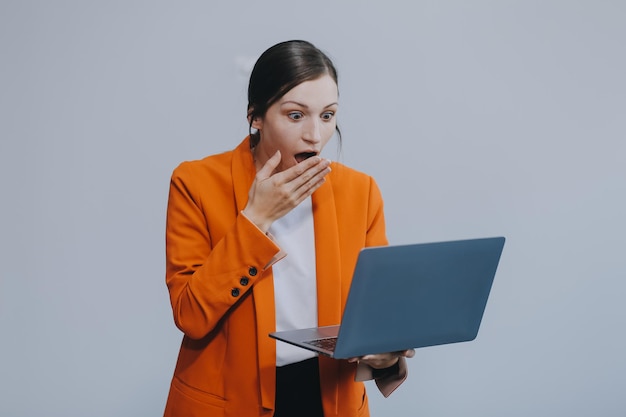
[164,137,391,417]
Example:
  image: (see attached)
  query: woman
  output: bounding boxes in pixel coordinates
[164,40,413,417]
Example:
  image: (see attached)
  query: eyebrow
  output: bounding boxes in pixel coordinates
[280,100,338,109]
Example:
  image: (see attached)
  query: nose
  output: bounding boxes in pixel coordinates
[303,118,322,144]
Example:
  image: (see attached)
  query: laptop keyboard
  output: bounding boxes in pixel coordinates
[304,337,337,352]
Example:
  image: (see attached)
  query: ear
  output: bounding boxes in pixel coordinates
[248,108,263,130]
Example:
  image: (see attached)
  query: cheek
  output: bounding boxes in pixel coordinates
[321,123,337,143]
[262,124,290,147]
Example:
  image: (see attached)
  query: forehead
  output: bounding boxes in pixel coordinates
[279,75,338,105]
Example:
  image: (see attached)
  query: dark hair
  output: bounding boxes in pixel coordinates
[247,40,341,148]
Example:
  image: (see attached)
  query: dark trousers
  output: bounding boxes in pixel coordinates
[274,358,324,417]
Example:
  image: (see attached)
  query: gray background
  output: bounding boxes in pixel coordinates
[1,1,625,416]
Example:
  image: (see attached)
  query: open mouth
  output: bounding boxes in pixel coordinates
[295,152,317,163]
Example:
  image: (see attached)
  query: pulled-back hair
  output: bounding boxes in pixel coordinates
[247,40,341,147]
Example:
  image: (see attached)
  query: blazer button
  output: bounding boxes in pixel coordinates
[240,277,249,286]
[248,266,258,277]
[231,288,240,297]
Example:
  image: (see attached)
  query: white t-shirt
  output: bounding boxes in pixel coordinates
[269,197,318,367]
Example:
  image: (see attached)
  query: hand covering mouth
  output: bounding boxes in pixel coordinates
[295,151,318,163]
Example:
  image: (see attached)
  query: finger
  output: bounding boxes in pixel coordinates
[281,156,329,183]
[290,161,331,195]
[288,174,328,206]
[257,150,281,179]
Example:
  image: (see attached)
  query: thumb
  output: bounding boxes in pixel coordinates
[257,150,281,179]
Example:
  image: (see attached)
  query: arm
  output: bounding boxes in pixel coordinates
[166,152,331,339]
[165,163,282,340]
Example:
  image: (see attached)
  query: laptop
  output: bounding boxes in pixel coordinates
[269,236,505,359]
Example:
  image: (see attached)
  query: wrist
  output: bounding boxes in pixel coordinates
[241,209,271,233]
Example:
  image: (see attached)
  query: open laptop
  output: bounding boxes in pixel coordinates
[269,236,505,359]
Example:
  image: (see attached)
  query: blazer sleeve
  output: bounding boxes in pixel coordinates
[165,162,282,340]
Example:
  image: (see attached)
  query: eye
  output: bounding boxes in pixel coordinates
[321,111,335,121]
[288,112,303,121]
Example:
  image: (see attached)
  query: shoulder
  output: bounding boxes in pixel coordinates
[172,149,234,182]
[167,150,240,218]
[328,161,369,181]
[171,137,253,186]
[327,161,382,195]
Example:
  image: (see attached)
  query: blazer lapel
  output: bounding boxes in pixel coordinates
[312,177,342,326]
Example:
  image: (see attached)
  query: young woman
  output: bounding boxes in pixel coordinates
[164,40,413,417]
